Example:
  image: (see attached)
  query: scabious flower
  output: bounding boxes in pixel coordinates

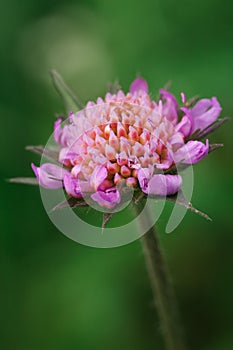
[31,77,222,209]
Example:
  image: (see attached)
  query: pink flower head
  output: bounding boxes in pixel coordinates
[31,77,223,208]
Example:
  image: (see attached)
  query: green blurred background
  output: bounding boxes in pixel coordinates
[1,0,233,349]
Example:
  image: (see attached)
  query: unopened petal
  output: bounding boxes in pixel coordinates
[130,77,148,94]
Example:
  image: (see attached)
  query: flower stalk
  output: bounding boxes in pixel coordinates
[136,204,187,350]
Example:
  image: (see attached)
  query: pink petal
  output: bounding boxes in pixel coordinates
[168,132,184,149]
[90,165,108,190]
[174,140,209,164]
[54,119,81,148]
[130,77,148,94]
[181,92,187,104]
[190,97,222,132]
[63,174,82,198]
[91,188,121,208]
[138,168,182,196]
[159,89,178,124]
[63,173,94,197]
[148,174,182,196]
[175,116,192,138]
[54,118,63,145]
[159,89,178,109]
[191,99,213,117]
[155,157,173,171]
[138,168,151,193]
[31,163,68,189]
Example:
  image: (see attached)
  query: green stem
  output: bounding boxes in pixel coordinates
[136,205,187,350]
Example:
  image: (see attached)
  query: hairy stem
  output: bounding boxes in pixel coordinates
[136,205,187,350]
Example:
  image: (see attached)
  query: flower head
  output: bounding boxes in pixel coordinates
[31,77,223,209]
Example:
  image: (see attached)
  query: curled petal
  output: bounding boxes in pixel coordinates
[148,174,182,196]
[192,98,218,116]
[91,188,121,208]
[159,89,178,109]
[159,89,178,124]
[175,115,192,137]
[130,77,148,94]
[90,165,108,190]
[31,163,68,189]
[187,97,222,132]
[138,168,152,193]
[64,174,93,197]
[138,167,182,196]
[63,174,82,198]
[174,140,209,164]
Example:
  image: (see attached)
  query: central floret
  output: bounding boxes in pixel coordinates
[69,95,177,188]
[54,87,182,207]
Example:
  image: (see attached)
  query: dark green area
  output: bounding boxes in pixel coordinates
[1,0,233,349]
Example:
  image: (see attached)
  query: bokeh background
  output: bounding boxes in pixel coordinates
[1,0,233,349]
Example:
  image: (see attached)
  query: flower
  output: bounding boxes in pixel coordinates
[31,78,222,208]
